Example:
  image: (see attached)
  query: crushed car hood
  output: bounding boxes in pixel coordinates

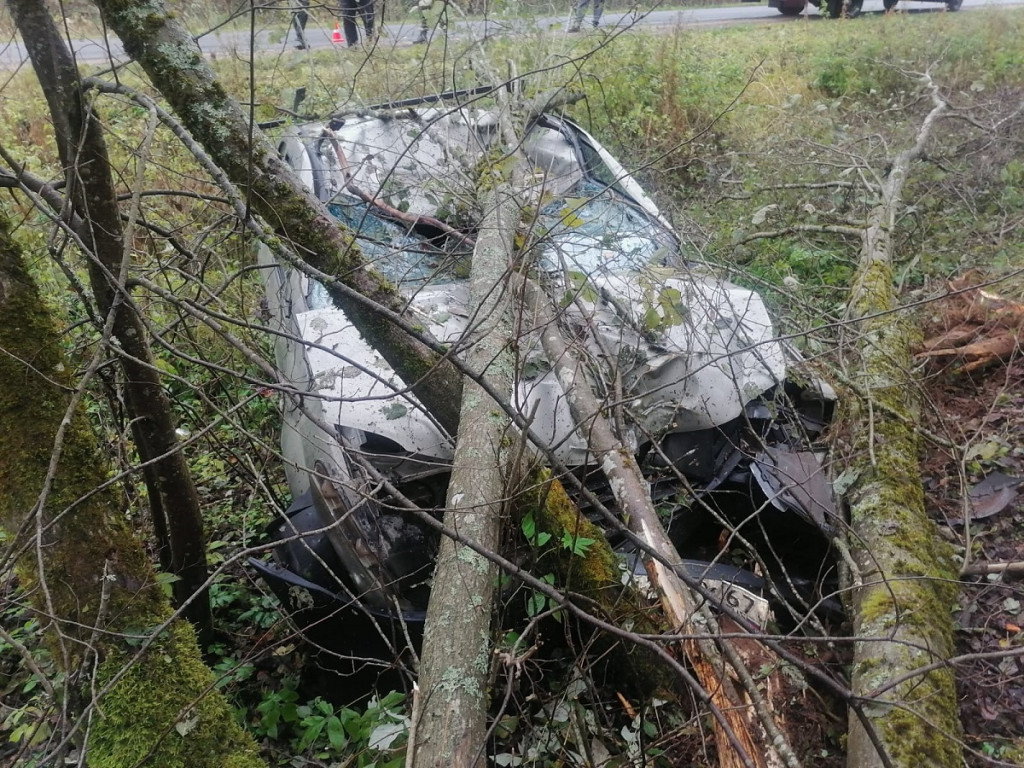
[285,269,786,466]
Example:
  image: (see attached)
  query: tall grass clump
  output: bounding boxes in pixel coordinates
[569,30,753,187]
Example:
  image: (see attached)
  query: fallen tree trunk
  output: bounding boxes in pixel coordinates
[521,278,794,768]
[0,213,263,768]
[410,166,519,767]
[841,74,962,768]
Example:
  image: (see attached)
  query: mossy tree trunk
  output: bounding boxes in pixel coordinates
[841,76,962,768]
[0,213,263,768]
[91,0,463,438]
[11,0,214,645]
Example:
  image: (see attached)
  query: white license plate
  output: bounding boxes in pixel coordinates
[699,580,771,630]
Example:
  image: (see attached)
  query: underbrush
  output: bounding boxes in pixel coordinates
[2,6,1024,766]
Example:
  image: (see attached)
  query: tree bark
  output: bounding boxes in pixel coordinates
[842,75,962,768]
[0,213,263,768]
[11,0,213,643]
[411,172,518,768]
[91,0,463,437]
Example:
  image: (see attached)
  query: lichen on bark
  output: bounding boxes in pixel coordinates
[842,246,961,768]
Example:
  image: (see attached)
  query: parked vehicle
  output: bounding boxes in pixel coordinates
[250,104,841,689]
[762,0,961,19]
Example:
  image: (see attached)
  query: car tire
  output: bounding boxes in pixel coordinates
[945,0,962,10]
[883,0,899,8]
[778,2,805,14]
[827,0,862,16]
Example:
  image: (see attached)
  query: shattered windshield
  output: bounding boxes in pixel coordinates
[301,113,680,308]
[533,180,677,274]
[311,179,675,307]
[304,198,471,310]
[328,198,469,285]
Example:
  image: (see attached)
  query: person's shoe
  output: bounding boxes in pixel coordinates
[294,42,308,49]
[412,29,428,44]
[567,23,581,32]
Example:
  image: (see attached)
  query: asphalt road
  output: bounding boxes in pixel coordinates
[1,0,1022,67]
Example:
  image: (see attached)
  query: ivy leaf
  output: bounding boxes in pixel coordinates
[368,720,406,750]
[326,716,346,751]
[562,270,598,306]
[154,571,180,599]
[526,592,547,617]
[643,306,662,331]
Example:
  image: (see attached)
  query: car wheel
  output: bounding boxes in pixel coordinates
[827,0,862,17]
[778,2,805,15]
[945,0,963,10]
[882,0,899,8]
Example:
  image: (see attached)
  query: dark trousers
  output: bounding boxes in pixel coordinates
[572,0,605,27]
[340,0,374,45]
[291,0,310,47]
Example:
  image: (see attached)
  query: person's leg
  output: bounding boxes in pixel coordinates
[359,0,375,38]
[292,0,310,47]
[568,0,587,31]
[340,0,359,45]
[592,0,604,26]
[413,5,429,43]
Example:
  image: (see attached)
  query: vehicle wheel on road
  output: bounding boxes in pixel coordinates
[778,3,804,15]
[827,0,862,17]
[945,0,962,10]
[883,0,899,8]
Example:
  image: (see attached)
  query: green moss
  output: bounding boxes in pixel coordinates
[0,215,265,768]
[854,587,897,631]
[878,671,959,766]
[90,623,263,768]
[527,468,622,599]
[842,235,961,766]
[517,469,666,696]
[0,223,166,648]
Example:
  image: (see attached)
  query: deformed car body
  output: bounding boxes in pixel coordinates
[251,106,839,687]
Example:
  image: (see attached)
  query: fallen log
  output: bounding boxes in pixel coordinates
[841,73,962,768]
[410,166,519,768]
[521,277,796,768]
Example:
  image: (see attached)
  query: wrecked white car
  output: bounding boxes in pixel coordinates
[251,106,839,686]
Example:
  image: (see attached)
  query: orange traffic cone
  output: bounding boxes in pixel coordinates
[331,22,343,44]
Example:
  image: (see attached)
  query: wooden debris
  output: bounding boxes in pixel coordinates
[917,278,1024,373]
